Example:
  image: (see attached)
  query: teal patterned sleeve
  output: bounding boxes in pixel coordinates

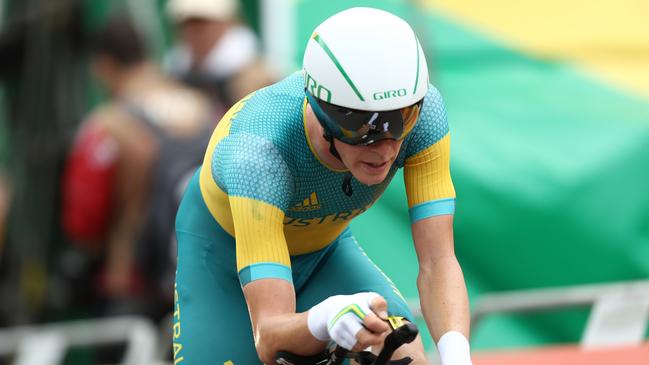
[212,133,295,212]
[404,85,450,158]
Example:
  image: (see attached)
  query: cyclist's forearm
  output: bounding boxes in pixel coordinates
[255,311,327,364]
[243,278,327,363]
[417,255,470,342]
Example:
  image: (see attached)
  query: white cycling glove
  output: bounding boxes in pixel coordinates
[307,292,381,350]
[437,331,473,365]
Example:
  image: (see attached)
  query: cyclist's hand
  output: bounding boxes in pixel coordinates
[307,292,391,351]
[352,295,391,352]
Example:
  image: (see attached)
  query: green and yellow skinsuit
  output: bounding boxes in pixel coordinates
[173,72,455,364]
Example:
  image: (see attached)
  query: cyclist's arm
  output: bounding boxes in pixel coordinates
[243,279,391,362]
[412,215,470,341]
[230,195,390,361]
[226,191,315,363]
[242,278,326,364]
[404,129,472,363]
[233,204,380,361]
[210,123,331,362]
[404,134,468,339]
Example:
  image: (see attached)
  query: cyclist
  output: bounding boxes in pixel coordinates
[173,7,473,365]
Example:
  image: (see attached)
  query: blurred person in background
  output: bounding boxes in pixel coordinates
[165,0,277,110]
[60,16,213,320]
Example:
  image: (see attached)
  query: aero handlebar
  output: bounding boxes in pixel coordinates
[275,322,419,365]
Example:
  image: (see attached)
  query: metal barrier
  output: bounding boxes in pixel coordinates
[408,279,649,364]
[0,316,159,365]
[469,279,649,348]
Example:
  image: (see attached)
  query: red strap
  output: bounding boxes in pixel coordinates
[61,123,118,245]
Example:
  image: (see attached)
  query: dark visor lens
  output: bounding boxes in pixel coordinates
[307,90,422,145]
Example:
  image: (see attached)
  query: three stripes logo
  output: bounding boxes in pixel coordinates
[289,192,321,212]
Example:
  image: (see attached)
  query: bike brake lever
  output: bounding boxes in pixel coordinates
[373,322,419,365]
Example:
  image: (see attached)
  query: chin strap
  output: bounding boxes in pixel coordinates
[323,133,341,160]
[324,133,353,197]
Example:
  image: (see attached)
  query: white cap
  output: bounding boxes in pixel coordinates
[167,0,238,23]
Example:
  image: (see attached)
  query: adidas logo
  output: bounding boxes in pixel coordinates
[289,192,321,212]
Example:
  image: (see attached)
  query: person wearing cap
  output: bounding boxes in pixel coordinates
[172,7,472,365]
[166,0,277,110]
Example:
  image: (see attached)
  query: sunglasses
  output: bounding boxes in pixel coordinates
[306,90,422,146]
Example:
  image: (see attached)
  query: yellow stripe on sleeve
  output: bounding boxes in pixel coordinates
[199,94,253,234]
[230,196,291,272]
[404,133,456,208]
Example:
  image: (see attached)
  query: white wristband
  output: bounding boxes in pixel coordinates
[437,331,472,365]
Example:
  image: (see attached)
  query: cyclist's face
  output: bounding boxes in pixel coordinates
[334,139,403,185]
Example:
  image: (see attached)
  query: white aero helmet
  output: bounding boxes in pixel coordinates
[303,7,429,145]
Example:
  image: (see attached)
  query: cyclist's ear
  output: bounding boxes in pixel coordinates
[369,294,388,319]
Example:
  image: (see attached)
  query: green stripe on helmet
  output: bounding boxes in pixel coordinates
[413,35,421,95]
[312,33,366,102]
